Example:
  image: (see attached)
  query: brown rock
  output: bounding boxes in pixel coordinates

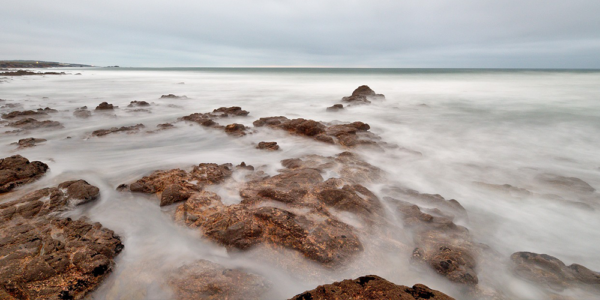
[160,94,187,99]
[289,275,454,300]
[12,137,47,149]
[257,141,279,151]
[0,155,49,194]
[73,106,92,118]
[128,100,150,107]
[535,173,596,194]
[341,85,385,105]
[7,118,62,130]
[92,124,145,137]
[326,104,344,111]
[213,106,250,117]
[224,123,247,136]
[95,102,115,110]
[2,110,47,119]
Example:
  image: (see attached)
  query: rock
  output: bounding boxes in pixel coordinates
[326,104,344,112]
[341,85,385,105]
[224,123,247,137]
[73,106,92,118]
[95,102,115,110]
[11,137,47,149]
[289,275,455,300]
[511,252,600,291]
[92,124,145,137]
[213,106,250,117]
[160,94,187,99]
[535,173,596,194]
[0,155,49,194]
[166,260,270,300]
[2,110,47,119]
[0,70,66,76]
[0,180,123,299]
[36,107,58,113]
[127,100,150,107]
[7,118,62,130]
[157,123,175,129]
[257,141,279,151]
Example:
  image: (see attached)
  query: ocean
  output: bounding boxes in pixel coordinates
[1,68,599,299]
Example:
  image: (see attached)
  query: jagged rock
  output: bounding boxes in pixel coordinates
[326,104,344,112]
[257,141,279,151]
[73,106,92,119]
[127,100,150,107]
[160,94,187,99]
[95,102,115,110]
[289,275,454,300]
[253,117,382,148]
[2,110,47,119]
[166,260,270,300]
[341,85,385,105]
[511,252,600,291]
[92,124,145,137]
[0,155,49,194]
[7,118,62,130]
[0,180,123,299]
[11,137,47,149]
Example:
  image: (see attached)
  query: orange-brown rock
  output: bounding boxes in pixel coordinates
[256,141,279,151]
[0,155,49,194]
[224,123,247,136]
[341,85,385,105]
[212,106,249,117]
[289,275,454,300]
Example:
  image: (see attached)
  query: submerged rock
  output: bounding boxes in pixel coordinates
[341,85,385,105]
[535,173,596,194]
[73,106,92,119]
[0,155,49,194]
[166,259,270,300]
[160,94,187,99]
[95,102,115,110]
[213,106,250,117]
[128,100,150,107]
[7,118,62,130]
[2,110,47,119]
[11,137,47,149]
[0,180,123,299]
[289,275,454,300]
[257,141,279,151]
[92,124,145,137]
[326,104,344,111]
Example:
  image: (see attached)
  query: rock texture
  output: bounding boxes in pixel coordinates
[2,110,48,119]
[95,102,115,110]
[11,138,47,149]
[7,118,62,130]
[166,260,269,300]
[180,107,250,129]
[92,124,145,137]
[0,180,123,299]
[289,275,454,300]
[256,141,279,151]
[341,85,385,105]
[0,155,49,194]
[511,252,600,291]
[160,94,187,99]
[127,101,150,107]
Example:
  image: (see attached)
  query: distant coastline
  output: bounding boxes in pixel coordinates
[0,60,92,68]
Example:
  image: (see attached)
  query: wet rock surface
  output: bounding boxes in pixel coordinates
[95,102,115,110]
[341,85,385,105]
[2,110,48,119]
[511,252,600,291]
[326,104,344,111]
[289,275,455,300]
[92,124,145,137]
[0,180,123,299]
[127,100,150,107]
[0,155,49,194]
[257,141,279,151]
[7,118,62,130]
[224,123,248,137]
[11,137,47,149]
[166,259,270,300]
[161,94,187,99]
[535,173,596,194]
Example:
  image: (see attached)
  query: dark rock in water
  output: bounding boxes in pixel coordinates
[2,110,47,119]
[92,124,145,137]
[257,141,279,151]
[128,100,150,107]
[253,116,383,149]
[7,118,62,130]
[0,180,123,300]
[326,104,344,111]
[535,173,596,194]
[213,106,250,117]
[12,137,47,149]
[156,123,175,129]
[0,155,49,194]
[341,85,385,105]
[511,252,600,291]
[166,259,270,300]
[36,107,58,113]
[95,102,115,110]
[0,70,66,76]
[74,106,92,118]
[160,94,187,99]
[236,161,255,171]
[224,123,247,136]
[289,275,455,300]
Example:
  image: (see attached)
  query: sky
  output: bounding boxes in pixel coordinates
[1,0,599,68]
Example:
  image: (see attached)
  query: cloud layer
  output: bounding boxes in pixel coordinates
[2,0,599,68]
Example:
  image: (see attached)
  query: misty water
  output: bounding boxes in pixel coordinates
[1,68,600,299]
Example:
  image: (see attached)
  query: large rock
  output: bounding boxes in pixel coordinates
[289,275,454,300]
[166,259,269,300]
[0,155,49,194]
[341,85,385,105]
[0,180,123,299]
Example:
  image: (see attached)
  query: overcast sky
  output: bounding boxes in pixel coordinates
[2,0,599,68]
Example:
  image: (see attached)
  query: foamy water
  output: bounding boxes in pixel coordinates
[1,68,599,299]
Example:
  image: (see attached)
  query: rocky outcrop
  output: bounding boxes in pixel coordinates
[2,110,47,119]
[7,118,62,130]
[224,123,248,137]
[180,107,249,128]
[326,104,344,112]
[0,155,49,194]
[11,137,47,149]
[289,275,454,300]
[166,260,270,300]
[160,94,187,99]
[73,106,92,119]
[511,252,600,291]
[95,102,115,110]
[253,117,382,148]
[256,141,279,151]
[0,180,123,299]
[0,70,66,76]
[212,106,249,117]
[92,124,145,137]
[341,85,385,105]
[128,101,150,107]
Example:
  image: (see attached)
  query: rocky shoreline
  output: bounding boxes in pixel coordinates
[1,85,599,299]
